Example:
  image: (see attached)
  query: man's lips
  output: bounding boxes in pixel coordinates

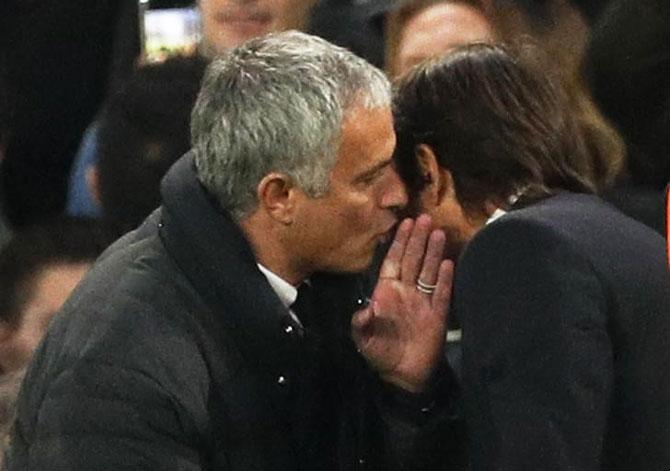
[378,221,399,244]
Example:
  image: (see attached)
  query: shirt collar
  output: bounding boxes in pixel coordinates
[486,208,507,225]
[486,189,525,224]
[257,264,298,309]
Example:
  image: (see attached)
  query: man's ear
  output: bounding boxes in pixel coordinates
[256,172,297,224]
[415,144,453,205]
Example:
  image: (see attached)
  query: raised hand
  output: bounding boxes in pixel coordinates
[351,214,454,393]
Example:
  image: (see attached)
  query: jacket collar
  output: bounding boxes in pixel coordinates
[158,152,303,384]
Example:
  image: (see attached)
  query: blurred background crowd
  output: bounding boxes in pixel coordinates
[0,0,668,464]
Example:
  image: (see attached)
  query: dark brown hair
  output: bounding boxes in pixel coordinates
[97,55,207,235]
[394,43,597,214]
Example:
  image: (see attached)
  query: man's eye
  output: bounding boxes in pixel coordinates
[358,172,382,186]
[360,173,378,184]
[360,166,389,185]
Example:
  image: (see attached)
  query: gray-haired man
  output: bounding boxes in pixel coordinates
[5,32,462,471]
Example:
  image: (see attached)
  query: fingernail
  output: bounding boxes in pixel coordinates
[417,214,432,225]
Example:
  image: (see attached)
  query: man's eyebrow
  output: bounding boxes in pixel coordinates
[353,159,393,183]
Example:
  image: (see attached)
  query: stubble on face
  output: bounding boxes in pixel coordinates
[287,106,406,277]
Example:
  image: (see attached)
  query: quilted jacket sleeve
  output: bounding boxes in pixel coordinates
[7,360,204,471]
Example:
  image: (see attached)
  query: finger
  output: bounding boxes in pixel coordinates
[400,214,432,283]
[431,259,454,318]
[417,229,446,290]
[378,218,413,279]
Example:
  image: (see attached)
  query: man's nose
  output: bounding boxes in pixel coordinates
[381,166,408,212]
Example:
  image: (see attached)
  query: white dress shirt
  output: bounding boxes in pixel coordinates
[257,263,304,326]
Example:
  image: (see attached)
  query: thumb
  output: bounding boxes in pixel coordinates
[351,305,374,344]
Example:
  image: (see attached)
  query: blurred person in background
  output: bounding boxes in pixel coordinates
[0,218,114,376]
[0,218,112,469]
[74,56,207,235]
[394,43,670,471]
[199,0,317,56]
[385,0,496,78]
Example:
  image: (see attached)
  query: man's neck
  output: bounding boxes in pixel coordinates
[239,215,306,286]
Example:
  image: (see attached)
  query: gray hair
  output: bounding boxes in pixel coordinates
[191,31,391,220]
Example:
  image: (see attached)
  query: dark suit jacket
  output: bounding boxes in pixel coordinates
[602,183,666,237]
[6,154,461,471]
[455,192,670,471]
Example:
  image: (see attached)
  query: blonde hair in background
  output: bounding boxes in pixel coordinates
[490,0,626,190]
[385,0,625,190]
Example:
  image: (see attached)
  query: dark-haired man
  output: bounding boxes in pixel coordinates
[394,44,670,471]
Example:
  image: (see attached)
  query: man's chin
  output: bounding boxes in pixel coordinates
[321,251,377,276]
